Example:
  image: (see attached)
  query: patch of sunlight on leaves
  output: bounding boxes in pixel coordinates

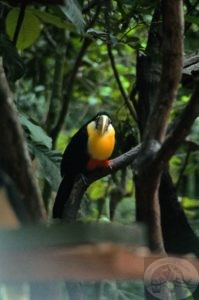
[116,63,128,73]
[100,86,112,97]
[182,197,199,209]
[56,131,69,153]
[98,216,111,223]
[140,41,147,48]
[126,178,134,194]
[181,94,190,103]
[88,180,107,201]
[120,75,130,89]
[169,155,182,183]
[182,197,199,220]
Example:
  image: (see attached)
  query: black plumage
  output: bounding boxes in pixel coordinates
[53,112,112,218]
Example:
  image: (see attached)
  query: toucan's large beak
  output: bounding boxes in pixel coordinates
[97,115,109,135]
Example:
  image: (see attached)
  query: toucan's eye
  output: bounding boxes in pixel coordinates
[95,116,100,124]
[108,118,112,125]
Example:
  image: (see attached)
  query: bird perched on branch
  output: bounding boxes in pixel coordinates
[53,112,115,218]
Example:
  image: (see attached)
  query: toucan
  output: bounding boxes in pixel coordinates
[53,112,115,218]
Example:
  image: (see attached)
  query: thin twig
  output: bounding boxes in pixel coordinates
[50,37,91,143]
[104,1,137,122]
[155,82,199,169]
[51,3,102,143]
[13,0,26,46]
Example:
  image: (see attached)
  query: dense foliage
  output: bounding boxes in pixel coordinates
[0,0,199,299]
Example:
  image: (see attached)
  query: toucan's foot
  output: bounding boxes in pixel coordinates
[87,159,111,171]
[107,160,113,171]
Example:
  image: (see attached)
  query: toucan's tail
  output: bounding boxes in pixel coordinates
[53,175,74,218]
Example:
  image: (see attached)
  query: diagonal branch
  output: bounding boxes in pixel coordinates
[134,0,184,252]
[155,82,199,168]
[104,1,137,121]
[144,0,184,143]
[106,43,137,121]
[63,144,141,221]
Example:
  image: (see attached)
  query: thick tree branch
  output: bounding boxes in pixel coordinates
[144,0,184,142]
[155,82,199,167]
[134,0,184,253]
[63,145,141,221]
[134,6,162,134]
[0,60,46,222]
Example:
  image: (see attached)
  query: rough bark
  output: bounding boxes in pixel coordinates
[0,60,45,221]
[144,0,184,143]
[134,0,199,258]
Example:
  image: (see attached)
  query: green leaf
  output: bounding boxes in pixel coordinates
[59,0,85,34]
[0,33,25,81]
[182,197,199,209]
[31,9,76,31]
[20,115,52,149]
[6,8,41,50]
[29,143,61,191]
[88,180,107,201]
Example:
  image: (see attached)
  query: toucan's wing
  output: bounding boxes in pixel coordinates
[61,126,89,177]
[54,126,89,218]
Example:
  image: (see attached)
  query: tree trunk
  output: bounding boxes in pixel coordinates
[0,60,45,222]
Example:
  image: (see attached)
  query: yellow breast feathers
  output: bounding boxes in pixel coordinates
[87,121,115,160]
